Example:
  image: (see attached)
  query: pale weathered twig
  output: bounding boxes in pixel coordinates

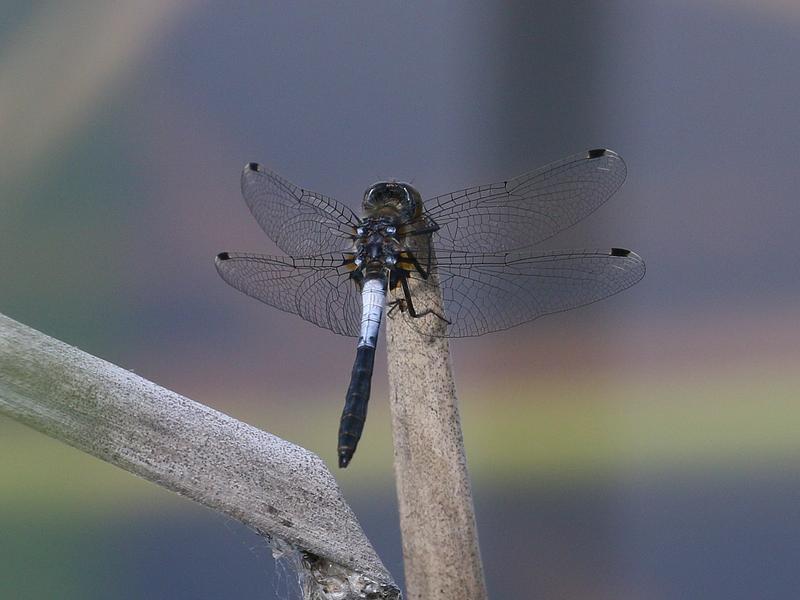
[0,312,398,599]
[385,245,488,600]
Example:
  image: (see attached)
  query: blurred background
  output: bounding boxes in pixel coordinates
[1,1,799,598]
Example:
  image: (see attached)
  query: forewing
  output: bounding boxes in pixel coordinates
[401,248,645,337]
[240,163,360,256]
[424,149,627,253]
[215,252,361,337]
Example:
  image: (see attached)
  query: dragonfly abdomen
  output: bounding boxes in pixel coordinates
[338,345,376,468]
[338,277,386,468]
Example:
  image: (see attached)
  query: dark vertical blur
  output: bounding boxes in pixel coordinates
[493,3,611,162]
[480,6,620,598]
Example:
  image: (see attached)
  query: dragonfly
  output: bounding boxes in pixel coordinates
[216,148,645,468]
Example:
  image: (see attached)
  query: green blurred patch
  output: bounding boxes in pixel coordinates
[0,416,182,514]
[459,367,800,484]
[2,365,799,515]
[0,106,145,351]
[0,513,128,600]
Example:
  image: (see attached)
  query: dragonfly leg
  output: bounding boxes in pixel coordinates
[402,249,432,280]
[386,298,406,318]
[400,273,450,324]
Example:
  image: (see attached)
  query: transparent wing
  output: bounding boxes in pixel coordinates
[424,149,627,253]
[401,247,645,338]
[215,251,361,337]
[240,163,361,256]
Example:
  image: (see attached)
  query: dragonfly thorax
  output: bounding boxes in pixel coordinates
[353,216,402,275]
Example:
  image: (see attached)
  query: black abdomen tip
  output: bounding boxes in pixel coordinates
[610,247,631,257]
[587,148,608,159]
[245,162,260,171]
[217,251,231,260]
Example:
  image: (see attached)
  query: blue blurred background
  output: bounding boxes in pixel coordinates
[1,1,799,598]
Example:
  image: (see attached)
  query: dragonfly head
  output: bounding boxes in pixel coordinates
[362,181,423,222]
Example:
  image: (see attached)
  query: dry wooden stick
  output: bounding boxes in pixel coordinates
[0,312,398,599]
[385,246,488,600]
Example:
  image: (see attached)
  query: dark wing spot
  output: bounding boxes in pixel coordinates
[217,252,230,260]
[610,247,631,257]
[587,148,608,159]
[245,162,260,171]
